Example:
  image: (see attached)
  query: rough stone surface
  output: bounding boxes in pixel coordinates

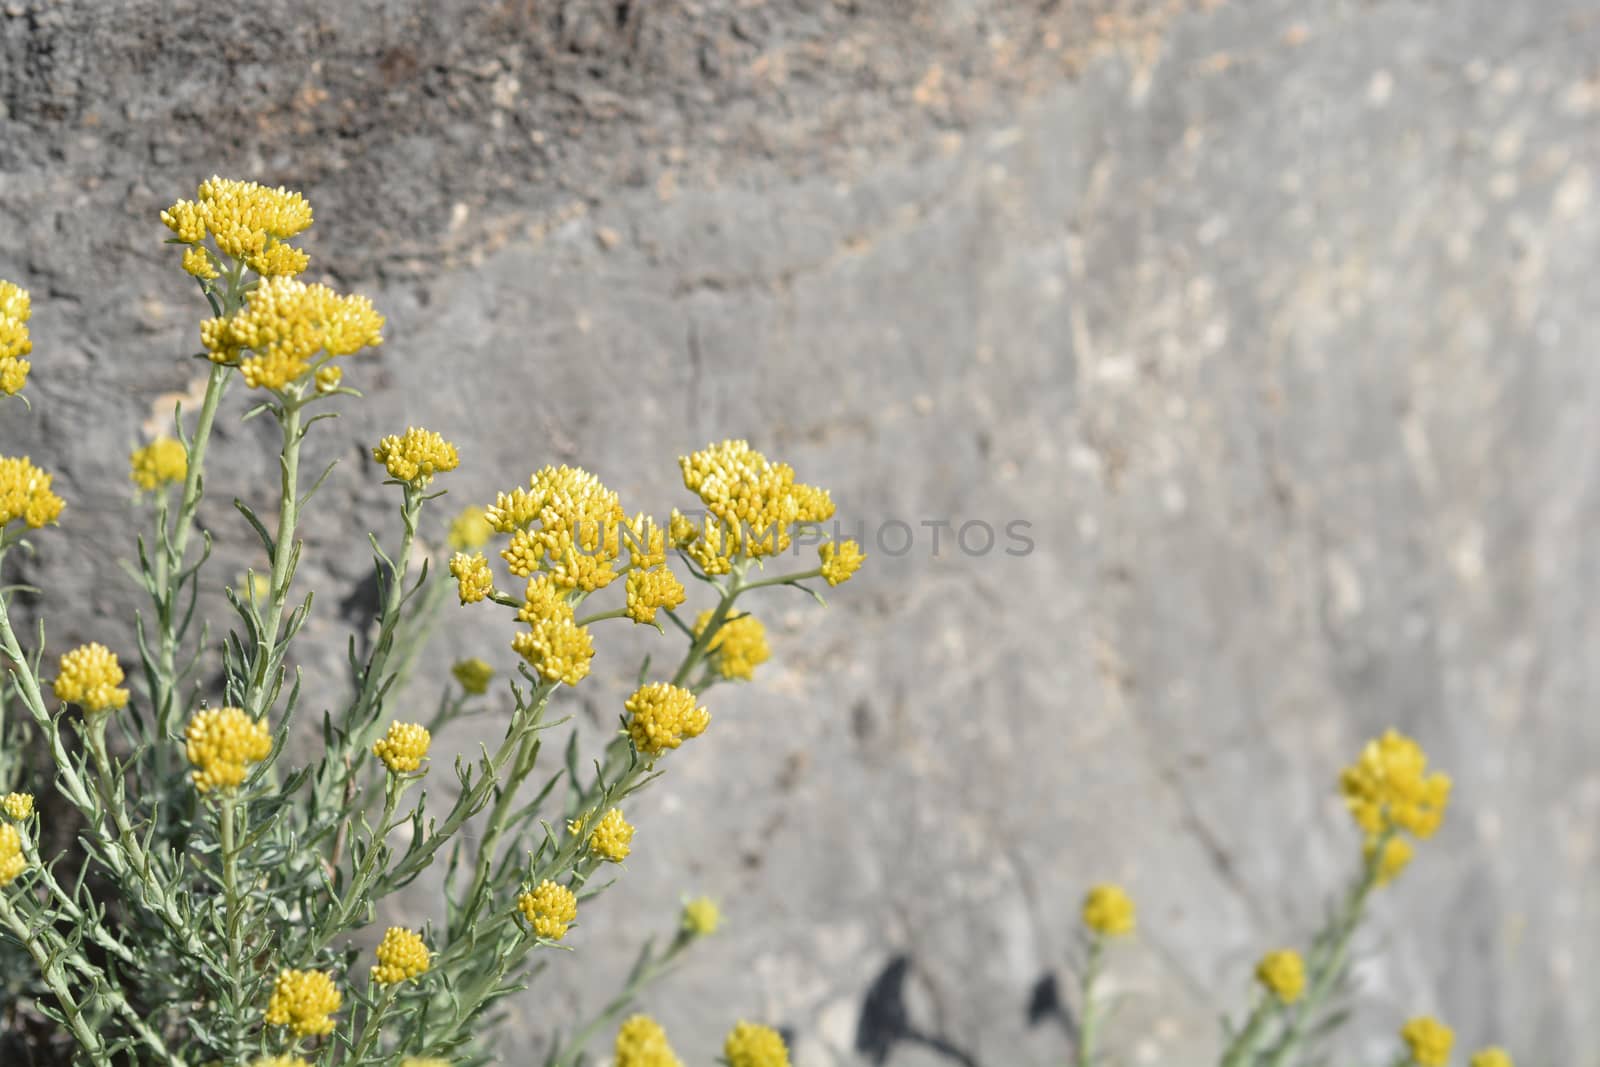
[3,1,1599,1064]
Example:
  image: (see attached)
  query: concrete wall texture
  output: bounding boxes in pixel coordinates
[3,1,1598,1064]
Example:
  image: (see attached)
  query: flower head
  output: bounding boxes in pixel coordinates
[202,275,383,391]
[264,968,341,1037]
[624,683,710,757]
[371,926,431,984]
[818,539,866,586]
[512,617,594,687]
[2,793,33,820]
[250,1057,313,1067]
[448,505,493,551]
[694,610,769,682]
[681,896,720,937]
[1340,730,1452,840]
[0,823,26,886]
[488,465,629,592]
[0,280,33,393]
[679,440,834,562]
[625,565,686,625]
[450,552,494,605]
[184,707,272,792]
[452,657,494,695]
[1365,835,1414,886]
[129,437,188,491]
[0,455,64,529]
[53,643,129,714]
[581,808,634,862]
[1401,1017,1455,1067]
[615,1015,684,1067]
[723,1021,791,1067]
[1255,949,1306,1004]
[518,879,578,940]
[182,246,219,281]
[1082,883,1136,937]
[162,178,313,269]
[1470,1048,1513,1067]
[373,427,459,485]
[373,722,431,774]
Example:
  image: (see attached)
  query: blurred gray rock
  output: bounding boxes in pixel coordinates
[3,0,1598,1064]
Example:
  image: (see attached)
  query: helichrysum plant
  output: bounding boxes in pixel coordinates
[0,178,861,1067]
[1067,729,1517,1067]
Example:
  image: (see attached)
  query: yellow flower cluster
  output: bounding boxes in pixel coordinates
[0,823,25,887]
[1340,730,1451,839]
[582,808,634,862]
[201,275,384,391]
[681,896,720,937]
[818,539,866,586]
[625,565,686,624]
[129,437,188,491]
[452,657,494,694]
[677,440,835,570]
[52,643,129,714]
[399,1060,452,1067]
[264,968,341,1037]
[373,721,431,774]
[695,610,769,681]
[1400,1017,1454,1067]
[488,465,629,592]
[511,575,594,686]
[371,926,431,984]
[1364,835,1415,886]
[723,1021,791,1067]
[184,707,272,792]
[448,505,493,550]
[1471,1048,1514,1067]
[624,683,710,757]
[250,1057,311,1067]
[450,552,494,605]
[372,427,460,485]
[615,1015,684,1067]
[518,879,578,940]
[2,793,33,820]
[161,177,313,274]
[1082,883,1136,937]
[0,455,65,529]
[1255,949,1305,1004]
[0,279,31,395]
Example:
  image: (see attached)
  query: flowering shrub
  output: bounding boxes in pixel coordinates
[0,179,865,1066]
[1069,730,1517,1067]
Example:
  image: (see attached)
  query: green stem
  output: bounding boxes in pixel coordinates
[218,792,247,1057]
[1219,994,1274,1067]
[548,936,692,1067]
[349,982,399,1065]
[245,391,306,723]
[0,893,113,1064]
[1076,935,1104,1067]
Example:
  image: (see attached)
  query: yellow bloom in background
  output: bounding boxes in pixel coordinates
[0,823,26,886]
[372,427,460,485]
[625,565,685,624]
[181,246,218,281]
[264,967,341,1037]
[0,455,65,529]
[488,465,629,592]
[723,1021,791,1067]
[0,280,32,389]
[399,1060,452,1067]
[585,808,634,862]
[1255,949,1306,1004]
[624,682,710,757]
[162,177,313,264]
[371,926,431,984]
[681,896,720,937]
[373,721,431,774]
[237,572,272,602]
[694,610,769,681]
[249,1056,313,1067]
[448,505,493,551]
[615,1014,684,1067]
[451,657,494,694]
[450,552,493,605]
[129,436,188,491]
[52,643,129,714]
[518,879,577,940]
[1,793,33,820]
[1082,883,1136,937]
[1400,1016,1455,1067]
[818,539,866,586]
[184,706,272,792]
[201,275,383,391]
[1340,730,1452,840]
[512,617,595,687]
[1365,835,1414,886]
[1470,1047,1513,1067]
